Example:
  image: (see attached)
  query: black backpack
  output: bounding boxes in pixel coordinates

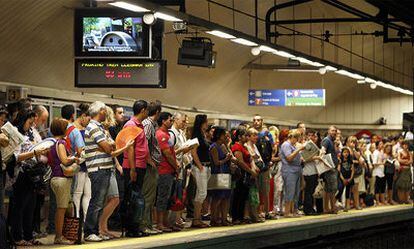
[256,135,273,165]
[0,214,15,249]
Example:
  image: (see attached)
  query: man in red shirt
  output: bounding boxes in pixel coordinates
[155,112,179,232]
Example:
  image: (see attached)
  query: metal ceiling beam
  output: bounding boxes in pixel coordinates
[269,17,401,25]
[265,0,313,41]
[106,0,413,92]
[321,0,406,31]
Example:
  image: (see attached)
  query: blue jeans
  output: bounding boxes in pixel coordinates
[84,169,112,236]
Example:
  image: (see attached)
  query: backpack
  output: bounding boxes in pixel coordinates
[64,126,76,154]
[0,214,15,249]
[256,135,272,167]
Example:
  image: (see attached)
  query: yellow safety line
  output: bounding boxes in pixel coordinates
[40,204,412,249]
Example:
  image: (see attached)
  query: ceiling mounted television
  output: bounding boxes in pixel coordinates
[74,8,150,57]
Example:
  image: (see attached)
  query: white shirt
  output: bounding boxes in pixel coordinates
[303,160,318,176]
[372,149,385,178]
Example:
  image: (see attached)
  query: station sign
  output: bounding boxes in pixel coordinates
[75,58,166,88]
[248,89,325,106]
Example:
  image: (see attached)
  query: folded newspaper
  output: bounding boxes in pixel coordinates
[300,140,320,161]
[183,138,199,148]
[316,153,336,175]
[1,122,25,162]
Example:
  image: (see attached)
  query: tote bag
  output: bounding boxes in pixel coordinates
[62,203,82,244]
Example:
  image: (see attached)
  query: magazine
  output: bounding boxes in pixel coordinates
[1,122,25,162]
[300,140,320,161]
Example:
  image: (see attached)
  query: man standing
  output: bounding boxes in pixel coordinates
[32,105,49,238]
[169,112,193,227]
[141,101,162,235]
[61,105,85,157]
[108,105,125,230]
[321,126,339,214]
[252,115,273,219]
[84,101,120,242]
[155,112,179,232]
[122,100,153,237]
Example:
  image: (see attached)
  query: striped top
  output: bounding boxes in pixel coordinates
[84,119,113,171]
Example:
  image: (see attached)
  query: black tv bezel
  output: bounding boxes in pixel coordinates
[74,8,150,58]
[74,58,167,88]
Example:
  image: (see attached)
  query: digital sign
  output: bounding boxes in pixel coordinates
[248,89,325,106]
[75,59,166,88]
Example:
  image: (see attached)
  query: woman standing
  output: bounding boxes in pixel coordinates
[383,143,397,205]
[396,141,413,204]
[208,127,232,226]
[72,103,91,219]
[49,118,79,245]
[280,129,305,217]
[231,128,258,224]
[245,128,264,222]
[337,147,355,211]
[372,142,386,205]
[190,114,211,228]
[346,136,362,210]
[9,110,49,246]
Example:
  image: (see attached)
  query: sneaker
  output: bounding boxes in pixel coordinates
[99,234,111,241]
[142,228,158,235]
[85,234,103,242]
[201,214,211,221]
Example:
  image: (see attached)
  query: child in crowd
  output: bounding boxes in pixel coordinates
[337,147,355,211]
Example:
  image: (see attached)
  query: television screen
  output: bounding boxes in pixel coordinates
[75,9,150,57]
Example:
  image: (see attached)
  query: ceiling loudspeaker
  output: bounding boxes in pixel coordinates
[178,37,216,68]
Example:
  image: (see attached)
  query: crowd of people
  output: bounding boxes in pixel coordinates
[0,97,413,246]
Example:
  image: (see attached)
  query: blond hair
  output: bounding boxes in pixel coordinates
[247,128,259,136]
[288,129,302,139]
[102,105,116,129]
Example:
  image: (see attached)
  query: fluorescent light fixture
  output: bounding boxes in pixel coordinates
[109,1,149,12]
[259,45,277,53]
[231,38,257,46]
[293,57,324,67]
[325,66,337,71]
[357,80,366,84]
[276,69,319,72]
[272,50,295,58]
[364,77,376,83]
[335,69,364,80]
[154,12,182,22]
[206,30,235,39]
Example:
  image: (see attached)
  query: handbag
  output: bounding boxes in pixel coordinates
[208,173,232,190]
[354,163,363,177]
[62,202,82,243]
[126,182,145,225]
[170,179,186,211]
[255,160,268,173]
[313,179,325,199]
[55,141,80,177]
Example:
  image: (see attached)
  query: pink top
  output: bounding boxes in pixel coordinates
[122,117,149,169]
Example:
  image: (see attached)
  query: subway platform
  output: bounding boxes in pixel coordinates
[31,204,414,249]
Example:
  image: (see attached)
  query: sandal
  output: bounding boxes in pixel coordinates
[15,240,32,246]
[29,239,44,245]
[191,220,209,228]
[54,237,74,245]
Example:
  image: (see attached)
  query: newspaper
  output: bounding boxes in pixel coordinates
[1,122,25,162]
[183,138,199,149]
[316,153,336,175]
[300,140,320,161]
